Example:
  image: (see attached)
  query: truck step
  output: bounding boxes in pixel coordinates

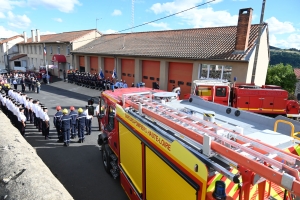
[110,154,118,162]
[110,161,118,170]
[110,169,119,179]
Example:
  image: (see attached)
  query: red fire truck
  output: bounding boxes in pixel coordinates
[187,79,300,118]
[97,87,300,199]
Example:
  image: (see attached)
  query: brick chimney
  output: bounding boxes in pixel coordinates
[23,31,27,43]
[36,29,40,42]
[31,30,36,42]
[234,8,253,53]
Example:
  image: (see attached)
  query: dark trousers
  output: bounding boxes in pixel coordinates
[78,124,85,140]
[37,87,40,93]
[29,110,33,123]
[28,84,31,91]
[71,123,76,136]
[22,84,25,92]
[63,129,70,144]
[56,126,63,141]
[39,118,42,131]
[42,121,49,138]
[18,121,25,136]
[85,118,92,135]
[13,84,17,90]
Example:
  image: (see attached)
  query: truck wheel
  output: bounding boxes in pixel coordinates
[102,144,111,174]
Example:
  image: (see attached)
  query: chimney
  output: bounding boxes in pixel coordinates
[31,30,36,42]
[36,29,40,42]
[23,31,27,43]
[234,8,253,53]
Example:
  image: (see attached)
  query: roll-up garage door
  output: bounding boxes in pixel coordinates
[168,62,193,98]
[104,57,114,79]
[142,60,160,88]
[79,56,85,72]
[90,56,98,74]
[121,59,135,86]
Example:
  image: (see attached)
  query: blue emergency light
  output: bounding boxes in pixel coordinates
[212,180,227,200]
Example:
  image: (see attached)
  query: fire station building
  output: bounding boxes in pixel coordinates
[72,8,269,96]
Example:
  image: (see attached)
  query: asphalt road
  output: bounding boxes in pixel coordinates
[20,80,128,200]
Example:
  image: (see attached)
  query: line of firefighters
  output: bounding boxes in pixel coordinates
[0,88,97,147]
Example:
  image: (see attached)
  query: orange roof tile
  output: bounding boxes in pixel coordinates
[19,29,97,44]
[0,35,23,44]
[73,24,267,61]
[294,68,300,79]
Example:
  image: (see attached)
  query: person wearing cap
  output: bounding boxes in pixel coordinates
[76,108,86,143]
[69,106,78,139]
[123,80,128,88]
[119,80,124,88]
[84,105,93,135]
[13,79,18,90]
[17,107,26,137]
[38,104,45,133]
[32,100,38,126]
[54,105,63,142]
[60,108,72,146]
[114,79,119,89]
[42,107,50,140]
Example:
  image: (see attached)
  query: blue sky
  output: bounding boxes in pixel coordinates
[0,0,299,49]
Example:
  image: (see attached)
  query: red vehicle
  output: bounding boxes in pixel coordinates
[96,87,300,199]
[188,79,300,118]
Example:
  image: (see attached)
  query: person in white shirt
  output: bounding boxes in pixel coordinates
[84,105,93,135]
[42,107,50,139]
[38,104,45,132]
[18,107,27,137]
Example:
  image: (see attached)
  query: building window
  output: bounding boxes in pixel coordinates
[143,76,148,79]
[150,77,155,80]
[14,61,21,67]
[186,82,192,86]
[67,46,70,55]
[122,73,126,76]
[169,80,175,84]
[57,46,60,54]
[178,81,184,85]
[127,74,132,77]
[50,46,53,54]
[31,46,33,54]
[105,70,108,73]
[31,58,33,66]
[34,45,37,54]
[157,78,159,81]
[39,45,42,55]
[215,87,227,97]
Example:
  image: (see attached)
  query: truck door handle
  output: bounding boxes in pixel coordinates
[270,103,273,105]
[245,102,249,104]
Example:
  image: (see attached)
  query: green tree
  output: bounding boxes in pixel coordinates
[265,63,297,94]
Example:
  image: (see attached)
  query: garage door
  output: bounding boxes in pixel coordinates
[79,56,85,72]
[104,57,114,79]
[90,56,98,74]
[121,59,135,86]
[142,60,160,88]
[168,62,193,98]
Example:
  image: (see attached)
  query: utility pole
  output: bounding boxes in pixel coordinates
[251,0,266,84]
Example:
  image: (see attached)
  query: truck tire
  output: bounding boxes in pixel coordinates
[102,144,112,174]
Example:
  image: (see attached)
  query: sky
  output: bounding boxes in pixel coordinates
[0,0,299,49]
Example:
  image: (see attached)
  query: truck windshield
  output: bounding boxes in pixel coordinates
[196,87,212,96]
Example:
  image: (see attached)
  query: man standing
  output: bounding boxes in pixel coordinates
[20,77,25,92]
[53,106,63,142]
[69,106,78,139]
[63,70,66,82]
[60,109,72,147]
[123,80,128,88]
[13,79,18,90]
[17,107,26,137]
[84,105,92,135]
[42,107,50,140]
[76,108,86,143]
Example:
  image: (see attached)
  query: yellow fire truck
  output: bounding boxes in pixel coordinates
[97,87,300,200]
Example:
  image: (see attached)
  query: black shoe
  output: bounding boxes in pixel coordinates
[70,136,74,139]
[67,143,70,147]
[57,140,63,143]
[45,137,49,140]
[77,140,82,143]
[63,143,67,147]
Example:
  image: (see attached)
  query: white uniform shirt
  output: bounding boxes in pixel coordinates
[18,112,27,122]
[43,112,50,121]
[36,106,40,118]
[95,105,99,114]
[84,109,92,119]
[39,108,44,119]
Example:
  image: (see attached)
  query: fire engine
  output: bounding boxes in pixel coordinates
[186,79,300,118]
[97,87,300,200]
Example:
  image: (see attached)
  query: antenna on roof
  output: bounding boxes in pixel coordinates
[131,0,134,33]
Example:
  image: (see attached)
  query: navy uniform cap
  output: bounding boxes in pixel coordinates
[43,107,48,110]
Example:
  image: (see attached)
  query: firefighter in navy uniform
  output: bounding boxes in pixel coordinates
[69,106,78,139]
[76,108,86,143]
[53,106,63,142]
[60,109,72,147]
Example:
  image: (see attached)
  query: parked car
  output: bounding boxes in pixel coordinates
[0,69,8,74]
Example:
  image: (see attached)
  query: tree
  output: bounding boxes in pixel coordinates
[265,63,297,94]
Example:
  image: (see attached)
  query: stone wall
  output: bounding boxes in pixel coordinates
[0,111,73,200]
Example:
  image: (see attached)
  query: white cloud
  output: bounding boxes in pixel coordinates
[269,34,300,49]
[28,0,81,13]
[103,29,117,34]
[111,9,122,16]
[148,22,170,30]
[0,12,5,18]
[40,31,56,35]
[53,18,62,22]
[7,11,31,29]
[0,26,19,38]
[266,17,295,35]
[0,0,25,12]
[150,0,238,28]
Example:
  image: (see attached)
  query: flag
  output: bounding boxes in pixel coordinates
[112,68,117,79]
[44,47,47,56]
[99,69,104,79]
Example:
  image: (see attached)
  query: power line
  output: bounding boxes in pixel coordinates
[74,0,216,51]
